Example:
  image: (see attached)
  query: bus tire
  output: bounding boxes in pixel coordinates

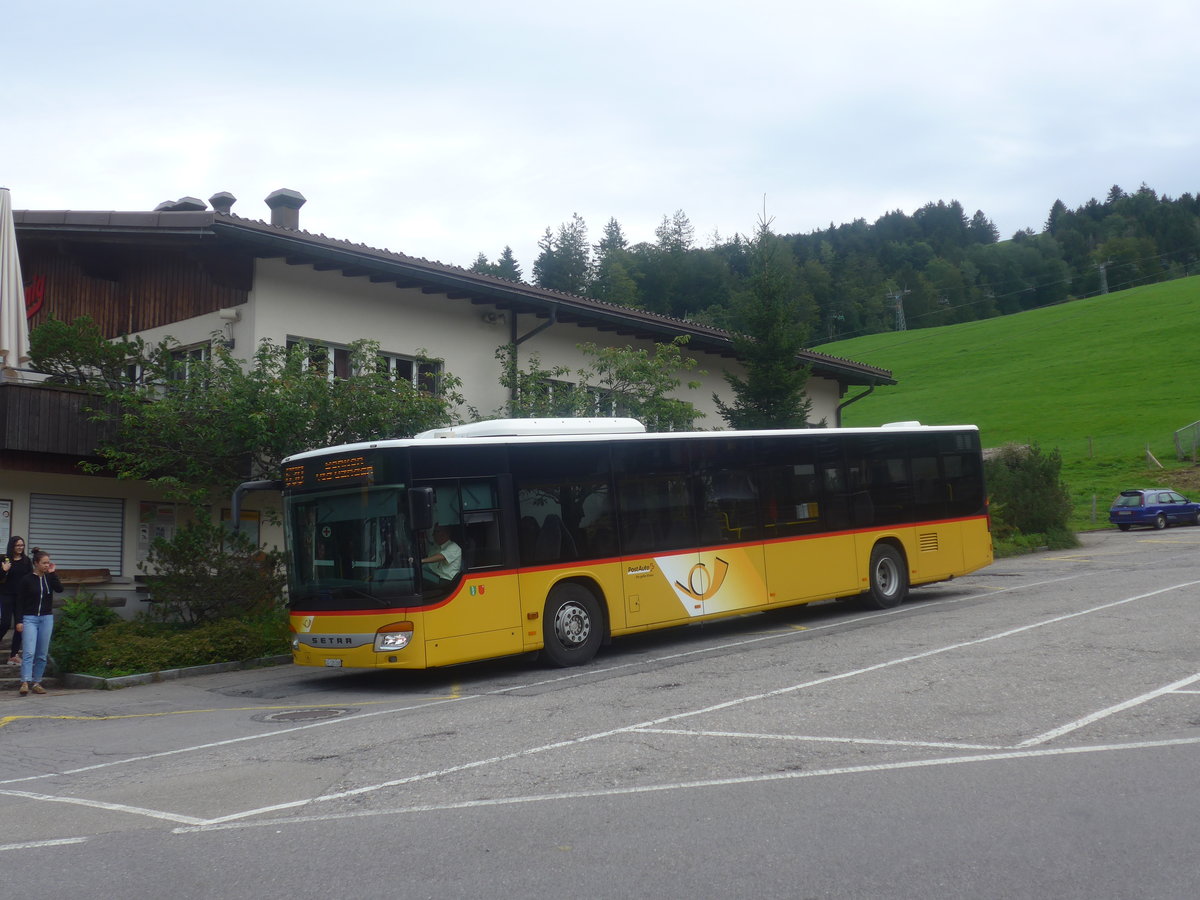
[862,543,908,610]
[543,583,603,667]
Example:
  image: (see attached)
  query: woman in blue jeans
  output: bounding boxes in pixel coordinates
[14,548,63,696]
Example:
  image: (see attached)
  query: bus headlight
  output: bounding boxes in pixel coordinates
[375,621,414,652]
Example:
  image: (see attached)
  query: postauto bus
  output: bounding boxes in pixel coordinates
[238,418,992,670]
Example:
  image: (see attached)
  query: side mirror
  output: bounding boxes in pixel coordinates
[408,487,435,531]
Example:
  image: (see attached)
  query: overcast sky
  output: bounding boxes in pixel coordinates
[6,1,1197,275]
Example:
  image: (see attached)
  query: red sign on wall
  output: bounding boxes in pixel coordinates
[24,274,44,318]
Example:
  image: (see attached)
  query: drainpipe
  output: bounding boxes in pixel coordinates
[507,305,559,407]
[835,383,875,426]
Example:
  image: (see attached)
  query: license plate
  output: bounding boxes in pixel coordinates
[324,658,343,668]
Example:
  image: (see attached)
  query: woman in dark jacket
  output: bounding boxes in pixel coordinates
[1,535,31,665]
[14,548,63,695]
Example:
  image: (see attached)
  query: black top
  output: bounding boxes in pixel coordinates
[15,571,63,618]
[0,556,32,597]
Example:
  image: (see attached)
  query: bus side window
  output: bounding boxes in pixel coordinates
[415,478,506,573]
[460,479,503,570]
[614,441,694,555]
[911,454,945,520]
[516,481,609,565]
[759,464,822,537]
[511,443,613,565]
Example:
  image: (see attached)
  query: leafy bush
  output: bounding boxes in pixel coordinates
[140,519,286,625]
[52,591,121,673]
[71,610,290,677]
[986,443,1079,555]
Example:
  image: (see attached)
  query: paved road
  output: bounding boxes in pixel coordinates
[3,528,1199,898]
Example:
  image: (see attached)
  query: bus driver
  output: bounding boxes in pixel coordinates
[420,525,462,585]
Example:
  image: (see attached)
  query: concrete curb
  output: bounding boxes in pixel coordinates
[61,655,293,690]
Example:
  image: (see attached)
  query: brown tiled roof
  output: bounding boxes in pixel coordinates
[15,208,894,386]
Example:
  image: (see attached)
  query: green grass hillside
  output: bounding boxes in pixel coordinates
[824,275,1200,530]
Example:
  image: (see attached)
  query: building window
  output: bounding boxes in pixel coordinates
[379,354,441,392]
[286,339,350,381]
[169,344,212,380]
[524,379,624,417]
[289,339,440,391]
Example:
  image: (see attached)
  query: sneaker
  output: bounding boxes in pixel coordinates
[30,683,46,695]
[18,682,28,696]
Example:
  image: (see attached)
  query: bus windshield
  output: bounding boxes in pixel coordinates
[284,485,420,610]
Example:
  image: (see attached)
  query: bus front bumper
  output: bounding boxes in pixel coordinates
[290,613,428,669]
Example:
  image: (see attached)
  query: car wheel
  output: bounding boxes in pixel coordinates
[1117,524,1131,532]
[1154,513,1167,530]
[542,583,603,667]
[861,543,908,610]
[1193,511,1200,526]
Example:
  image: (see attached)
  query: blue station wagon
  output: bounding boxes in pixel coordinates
[1108,489,1200,531]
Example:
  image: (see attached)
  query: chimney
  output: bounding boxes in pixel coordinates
[154,196,207,212]
[209,191,237,214]
[265,188,306,229]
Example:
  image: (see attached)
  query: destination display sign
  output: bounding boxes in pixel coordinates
[284,455,376,489]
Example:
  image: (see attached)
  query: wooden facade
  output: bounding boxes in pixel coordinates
[20,239,252,339]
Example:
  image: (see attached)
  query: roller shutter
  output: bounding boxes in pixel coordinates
[28,494,124,575]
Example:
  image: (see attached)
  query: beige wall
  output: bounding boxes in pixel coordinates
[132,259,847,427]
[134,258,845,428]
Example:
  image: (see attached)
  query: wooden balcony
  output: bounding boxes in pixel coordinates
[0,381,119,472]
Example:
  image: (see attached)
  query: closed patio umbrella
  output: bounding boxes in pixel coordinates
[0,187,31,381]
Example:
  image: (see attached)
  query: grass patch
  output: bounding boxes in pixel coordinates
[829,276,1200,531]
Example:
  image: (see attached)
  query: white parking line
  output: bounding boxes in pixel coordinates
[1016,671,1200,747]
[0,788,207,825]
[632,727,1010,751]
[173,734,1200,835]
[0,838,89,852]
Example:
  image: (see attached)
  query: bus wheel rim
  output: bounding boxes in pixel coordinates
[554,601,591,647]
[876,559,897,596]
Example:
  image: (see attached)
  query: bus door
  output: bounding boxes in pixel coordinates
[688,461,768,618]
[612,441,690,627]
[618,479,700,627]
[416,476,522,665]
[760,437,859,605]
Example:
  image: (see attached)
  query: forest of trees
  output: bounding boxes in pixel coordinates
[469,184,1200,346]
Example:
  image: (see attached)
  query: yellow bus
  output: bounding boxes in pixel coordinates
[246,418,992,670]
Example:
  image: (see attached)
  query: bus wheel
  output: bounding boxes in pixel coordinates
[543,584,603,667]
[862,543,908,610]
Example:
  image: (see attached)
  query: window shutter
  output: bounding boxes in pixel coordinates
[28,494,125,574]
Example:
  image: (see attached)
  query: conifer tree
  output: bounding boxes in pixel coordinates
[714,218,812,429]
